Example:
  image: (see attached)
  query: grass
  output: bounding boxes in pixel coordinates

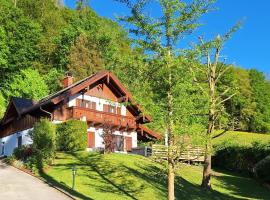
[213,131,270,147]
[42,151,270,200]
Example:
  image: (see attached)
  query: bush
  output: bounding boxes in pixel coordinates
[29,119,56,170]
[254,156,270,184]
[13,145,33,160]
[213,141,270,174]
[56,120,87,151]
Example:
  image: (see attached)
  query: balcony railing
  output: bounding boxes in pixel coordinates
[67,106,137,129]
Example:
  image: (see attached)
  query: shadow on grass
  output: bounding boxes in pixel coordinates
[213,169,270,200]
[73,152,244,200]
[40,172,94,200]
[42,152,269,200]
[72,152,141,200]
[123,162,244,200]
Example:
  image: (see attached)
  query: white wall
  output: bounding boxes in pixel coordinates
[0,129,32,156]
[68,94,127,115]
[87,126,137,151]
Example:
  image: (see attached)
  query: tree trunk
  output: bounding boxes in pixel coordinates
[201,143,212,189]
[168,160,175,200]
[201,52,216,190]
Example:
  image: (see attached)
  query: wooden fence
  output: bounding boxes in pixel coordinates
[151,144,205,162]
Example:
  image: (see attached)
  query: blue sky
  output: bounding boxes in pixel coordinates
[64,0,270,75]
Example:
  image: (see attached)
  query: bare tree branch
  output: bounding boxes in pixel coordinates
[217,93,236,106]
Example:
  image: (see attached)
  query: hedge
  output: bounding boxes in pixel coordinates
[213,141,270,174]
[254,156,270,184]
[56,120,87,151]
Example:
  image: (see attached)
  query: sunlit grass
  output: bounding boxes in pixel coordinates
[42,152,270,200]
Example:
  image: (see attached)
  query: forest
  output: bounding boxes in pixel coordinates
[0,0,270,135]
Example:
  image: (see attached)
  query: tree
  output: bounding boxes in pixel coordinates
[115,1,214,199]
[249,69,270,133]
[67,33,104,81]
[0,0,42,86]
[0,92,6,118]
[56,120,87,151]
[29,119,56,170]
[5,68,49,101]
[189,24,240,189]
[76,0,89,11]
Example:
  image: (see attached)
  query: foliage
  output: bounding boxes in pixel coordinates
[67,33,104,81]
[0,92,6,118]
[56,120,87,152]
[0,0,41,85]
[213,140,270,174]
[254,155,270,184]
[29,119,56,170]
[115,0,215,196]
[4,68,49,101]
[13,145,33,161]
[42,151,270,200]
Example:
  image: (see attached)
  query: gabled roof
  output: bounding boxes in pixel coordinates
[0,71,160,139]
[0,97,36,125]
[38,71,152,123]
[12,97,36,114]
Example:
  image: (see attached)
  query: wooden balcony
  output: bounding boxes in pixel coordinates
[67,106,137,130]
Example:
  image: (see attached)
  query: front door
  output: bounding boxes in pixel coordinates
[87,132,95,148]
[125,137,132,152]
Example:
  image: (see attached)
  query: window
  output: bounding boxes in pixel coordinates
[17,136,22,147]
[108,105,116,114]
[1,143,4,155]
[76,99,96,110]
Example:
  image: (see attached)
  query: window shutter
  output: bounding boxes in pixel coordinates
[76,99,81,107]
[117,107,121,115]
[92,102,96,110]
[103,104,108,112]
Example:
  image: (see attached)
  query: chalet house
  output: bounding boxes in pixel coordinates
[0,71,160,156]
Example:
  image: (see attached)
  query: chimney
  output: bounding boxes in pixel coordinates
[62,73,73,88]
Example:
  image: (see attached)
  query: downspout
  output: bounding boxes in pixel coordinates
[40,106,53,121]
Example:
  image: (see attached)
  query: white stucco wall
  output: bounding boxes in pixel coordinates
[0,129,32,156]
[68,94,127,115]
[86,126,137,151]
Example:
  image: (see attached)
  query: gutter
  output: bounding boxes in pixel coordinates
[40,106,53,121]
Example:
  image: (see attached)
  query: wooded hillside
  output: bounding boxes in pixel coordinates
[0,0,269,134]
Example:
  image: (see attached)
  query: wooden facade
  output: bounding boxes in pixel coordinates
[0,71,160,143]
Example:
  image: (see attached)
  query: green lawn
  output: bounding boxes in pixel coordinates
[41,152,270,200]
[213,131,270,147]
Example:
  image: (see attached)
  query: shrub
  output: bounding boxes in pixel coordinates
[56,120,87,151]
[13,145,33,160]
[254,156,270,184]
[213,141,270,174]
[29,119,56,170]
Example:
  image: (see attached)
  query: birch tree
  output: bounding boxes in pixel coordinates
[115,0,214,199]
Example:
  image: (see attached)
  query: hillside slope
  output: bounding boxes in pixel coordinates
[213,131,270,147]
[42,152,270,200]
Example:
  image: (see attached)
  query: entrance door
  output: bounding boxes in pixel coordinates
[125,137,132,152]
[87,132,95,148]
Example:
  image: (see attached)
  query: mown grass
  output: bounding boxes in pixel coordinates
[42,152,270,200]
[213,131,270,147]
